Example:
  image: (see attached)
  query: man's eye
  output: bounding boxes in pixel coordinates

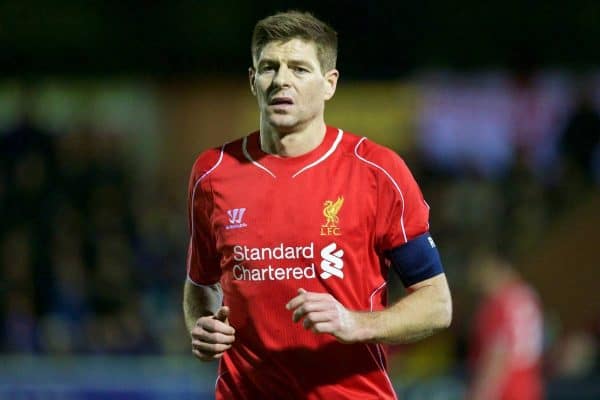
[260,65,275,72]
[294,67,309,73]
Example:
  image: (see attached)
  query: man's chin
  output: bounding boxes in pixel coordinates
[267,117,299,133]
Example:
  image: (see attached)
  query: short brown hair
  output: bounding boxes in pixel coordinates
[251,11,338,73]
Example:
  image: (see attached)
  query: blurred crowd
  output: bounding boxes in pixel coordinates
[0,106,187,355]
[391,73,600,393]
[416,72,599,261]
[0,74,599,390]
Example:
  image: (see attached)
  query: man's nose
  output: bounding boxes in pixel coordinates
[272,65,292,87]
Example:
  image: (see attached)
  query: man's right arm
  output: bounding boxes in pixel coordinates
[183,280,235,361]
[183,280,222,332]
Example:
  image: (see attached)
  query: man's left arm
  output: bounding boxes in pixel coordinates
[287,143,452,344]
[286,272,451,344]
[362,273,451,343]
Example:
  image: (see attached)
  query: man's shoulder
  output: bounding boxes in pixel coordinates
[189,133,255,181]
[338,128,406,171]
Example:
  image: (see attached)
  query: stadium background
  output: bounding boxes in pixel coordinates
[1,1,599,398]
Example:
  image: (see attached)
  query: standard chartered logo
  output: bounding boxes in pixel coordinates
[231,242,345,281]
[319,242,344,279]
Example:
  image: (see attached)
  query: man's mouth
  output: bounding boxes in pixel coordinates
[269,97,294,105]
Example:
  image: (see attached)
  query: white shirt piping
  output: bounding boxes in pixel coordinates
[241,129,344,178]
[292,129,344,178]
[187,144,226,285]
[353,137,408,243]
[242,136,276,178]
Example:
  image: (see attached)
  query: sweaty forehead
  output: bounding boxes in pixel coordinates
[255,39,320,65]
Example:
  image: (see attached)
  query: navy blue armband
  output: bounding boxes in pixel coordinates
[385,233,444,287]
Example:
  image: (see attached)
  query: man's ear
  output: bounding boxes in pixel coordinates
[248,67,256,96]
[323,69,339,101]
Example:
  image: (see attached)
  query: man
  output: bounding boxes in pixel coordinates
[468,253,544,400]
[183,11,452,399]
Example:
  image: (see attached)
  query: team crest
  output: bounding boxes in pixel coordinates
[321,196,344,236]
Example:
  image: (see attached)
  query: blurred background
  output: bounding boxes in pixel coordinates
[0,1,599,399]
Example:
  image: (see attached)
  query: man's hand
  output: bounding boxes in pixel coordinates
[285,288,368,343]
[191,306,235,361]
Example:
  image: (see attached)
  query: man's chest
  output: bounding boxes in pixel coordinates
[208,167,377,253]
[200,156,389,307]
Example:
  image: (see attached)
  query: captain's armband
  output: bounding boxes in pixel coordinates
[385,233,444,287]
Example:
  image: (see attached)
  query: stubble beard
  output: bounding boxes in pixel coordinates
[263,109,303,135]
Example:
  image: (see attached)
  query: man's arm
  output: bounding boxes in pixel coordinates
[183,280,235,361]
[356,273,452,344]
[286,273,452,344]
[183,280,222,332]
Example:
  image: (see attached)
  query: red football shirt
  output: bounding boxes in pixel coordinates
[187,126,430,399]
[469,281,544,400]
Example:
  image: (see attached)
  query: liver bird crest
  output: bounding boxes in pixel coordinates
[322,196,344,227]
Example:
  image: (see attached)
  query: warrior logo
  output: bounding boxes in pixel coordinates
[226,208,247,230]
[321,196,344,236]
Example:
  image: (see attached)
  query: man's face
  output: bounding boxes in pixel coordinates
[250,39,338,133]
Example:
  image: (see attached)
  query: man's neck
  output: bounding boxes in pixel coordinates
[260,119,327,157]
